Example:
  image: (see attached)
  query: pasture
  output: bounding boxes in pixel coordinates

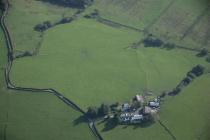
[2,0,210,140]
[96,75,210,140]
[0,25,94,140]
[89,0,210,50]
[6,0,76,52]
[10,18,210,109]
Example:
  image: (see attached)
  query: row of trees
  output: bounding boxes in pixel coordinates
[169,65,205,96]
[143,36,163,47]
[34,17,73,32]
[196,48,210,63]
[86,103,110,119]
[39,0,93,8]
[0,0,6,11]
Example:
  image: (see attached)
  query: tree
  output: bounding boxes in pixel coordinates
[0,0,6,11]
[39,0,93,8]
[191,65,205,76]
[206,55,210,63]
[197,48,208,57]
[143,37,163,47]
[131,101,141,109]
[98,103,110,116]
[86,106,98,118]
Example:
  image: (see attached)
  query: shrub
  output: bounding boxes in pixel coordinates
[206,55,210,63]
[59,17,73,24]
[197,48,208,57]
[34,21,53,32]
[0,0,6,11]
[191,65,205,77]
[168,87,181,96]
[163,43,176,49]
[143,37,163,47]
[39,0,93,8]
[182,77,192,86]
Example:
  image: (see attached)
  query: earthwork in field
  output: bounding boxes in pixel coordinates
[1,0,210,140]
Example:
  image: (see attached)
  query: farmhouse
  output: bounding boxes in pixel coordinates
[148,101,160,108]
[119,113,144,124]
[122,103,130,112]
[118,95,160,124]
[130,114,143,123]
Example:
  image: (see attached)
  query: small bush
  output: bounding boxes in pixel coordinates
[206,55,210,63]
[163,43,176,49]
[191,65,205,77]
[59,17,73,24]
[143,37,163,47]
[34,21,53,32]
[197,48,208,57]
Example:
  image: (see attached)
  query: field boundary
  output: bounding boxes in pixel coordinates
[144,0,176,32]
[158,120,176,140]
[180,6,210,40]
[0,1,103,140]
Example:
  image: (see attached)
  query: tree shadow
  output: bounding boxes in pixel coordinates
[132,120,155,129]
[101,118,118,132]
[73,115,88,126]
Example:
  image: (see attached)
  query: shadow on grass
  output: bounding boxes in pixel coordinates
[73,115,88,126]
[101,118,118,132]
[132,120,155,129]
[100,118,156,132]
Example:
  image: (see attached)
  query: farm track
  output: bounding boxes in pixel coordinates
[0,1,103,140]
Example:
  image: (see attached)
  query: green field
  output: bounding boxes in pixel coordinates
[6,0,76,52]
[0,22,95,140]
[88,0,210,50]
[1,0,210,139]
[159,75,210,140]
[10,18,210,109]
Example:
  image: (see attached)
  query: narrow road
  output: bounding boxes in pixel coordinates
[0,1,103,140]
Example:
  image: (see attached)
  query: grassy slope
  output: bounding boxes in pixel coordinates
[10,18,210,109]
[6,0,76,52]
[90,0,210,50]
[150,0,210,49]
[0,20,95,140]
[91,0,172,30]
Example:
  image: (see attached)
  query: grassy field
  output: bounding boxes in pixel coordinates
[6,0,77,52]
[95,75,210,140]
[88,0,210,50]
[149,0,210,49]
[10,18,210,109]
[159,74,210,140]
[2,0,210,139]
[90,0,172,30]
[96,120,172,140]
[0,23,95,140]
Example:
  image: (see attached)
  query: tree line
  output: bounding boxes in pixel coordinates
[0,0,7,11]
[38,0,93,9]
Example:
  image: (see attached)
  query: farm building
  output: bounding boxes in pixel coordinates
[148,101,160,108]
[122,103,130,112]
